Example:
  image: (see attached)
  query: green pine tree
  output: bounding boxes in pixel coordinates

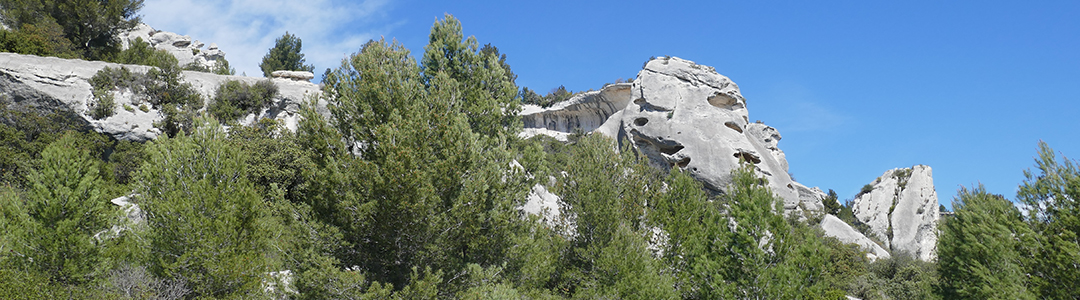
[1016,141,1080,298]
[259,32,315,77]
[937,185,1035,299]
[136,118,279,298]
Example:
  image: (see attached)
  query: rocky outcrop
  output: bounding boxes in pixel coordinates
[0,52,323,141]
[852,165,939,261]
[520,83,632,142]
[118,23,227,71]
[271,70,316,82]
[820,214,891,261]
[520,57,821,215]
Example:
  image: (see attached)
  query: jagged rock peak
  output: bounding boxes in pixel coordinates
[852,165,940,261]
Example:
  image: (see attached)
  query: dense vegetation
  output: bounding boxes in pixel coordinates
[0,7,1078,300]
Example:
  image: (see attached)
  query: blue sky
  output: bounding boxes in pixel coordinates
[143,0,1080,207]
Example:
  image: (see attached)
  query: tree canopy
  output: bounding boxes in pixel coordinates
[259,32,315,77]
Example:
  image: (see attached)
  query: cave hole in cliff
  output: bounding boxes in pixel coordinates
[708,92,736,109]
[734,151,761,164]
[634,117,649,126]
[724,121,743,133]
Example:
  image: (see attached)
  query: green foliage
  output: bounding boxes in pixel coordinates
[0,101,88,186]
[0,133,110,284]
[209,79,278,123]
[260,32,314,77]
[0,22,80,58]
[860,183,875,195]
[422,14,522,140]
[823,188,841,215]
[0,0,144,59]
[136,119,279,298]
[89,87,116,120]
[1016,141,1080,298]
[90,65,203,137]
[520,85,574,108]
[109,37,178,70]
[849,254,940,300]
[938,185,1035,299]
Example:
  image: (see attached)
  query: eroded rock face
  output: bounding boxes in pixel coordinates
[852,165,939,261]
[0,52,323,141]
[620,57,799,208]
[520,57,820,214]
[520,83,632,142]
[118,23,227,71]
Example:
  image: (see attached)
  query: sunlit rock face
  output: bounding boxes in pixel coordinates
[0,52,323,141]
[620,57,800,208]
[520,56,824,215]
[820,214,891,261]
[853,165,940,261]
[118,23,228,71]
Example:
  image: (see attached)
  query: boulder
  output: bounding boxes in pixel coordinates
[852,165,939,261]
[270,70,316,82]
[820,214,891,261]
[0,52,324,141]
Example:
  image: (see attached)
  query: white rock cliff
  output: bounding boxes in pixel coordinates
[852,165,940,261]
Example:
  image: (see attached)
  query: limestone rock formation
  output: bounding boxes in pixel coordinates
[118,23,227,71]
[520,83,632,142]
[271,70,316,82]
[520,57,820,214]
[852,165,939,261]
[820,214,891,261]
[0,52,323,141]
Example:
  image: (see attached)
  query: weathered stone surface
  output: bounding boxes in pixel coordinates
[820,214,891,261]
[620,57,799,208]
[852,165,939,261]
[0,52,323,141]
[271,70,316,82]
[118,23,227,71]
[519,83,632,141]
[519,57,823,215]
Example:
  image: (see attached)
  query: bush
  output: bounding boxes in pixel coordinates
[89,88,116,120]
[0,0,143,59]
[209,79,278,123]
[0,22,80,59]
[860,183,875,195]
[90,66,204,137]
[110,37,178,70]
[259,32,314,77]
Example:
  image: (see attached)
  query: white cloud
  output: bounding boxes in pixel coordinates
[141,0,394,78]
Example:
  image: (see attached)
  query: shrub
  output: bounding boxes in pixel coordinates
[0,0,143,59]
[860,183,875,195]
[259,32,314,77]
[89,88,116,120]
[209,79,278,123]
[0,22,80,59]
[110,37,178,70]
[90,66,204,137]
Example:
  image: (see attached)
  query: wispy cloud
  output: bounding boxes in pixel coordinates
[141,0,395,78]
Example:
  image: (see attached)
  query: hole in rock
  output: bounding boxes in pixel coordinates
[708,92,736,108]
[734,151,761,164]
[659,144,684,155]
[724,121,743,133]
[676,157,691,168]
[634,118,649,126]
[634,98,646,105]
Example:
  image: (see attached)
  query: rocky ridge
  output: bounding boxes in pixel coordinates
[118,23,227,71]
[0,52,323,141]
[852,165,940,261]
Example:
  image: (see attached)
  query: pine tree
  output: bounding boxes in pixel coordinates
[0,133,109,284]
[0,0,144,59]
[1016,141,1080,298]
[259,32,315,77]
[938,185,1035,299]
[136,118,279,298]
